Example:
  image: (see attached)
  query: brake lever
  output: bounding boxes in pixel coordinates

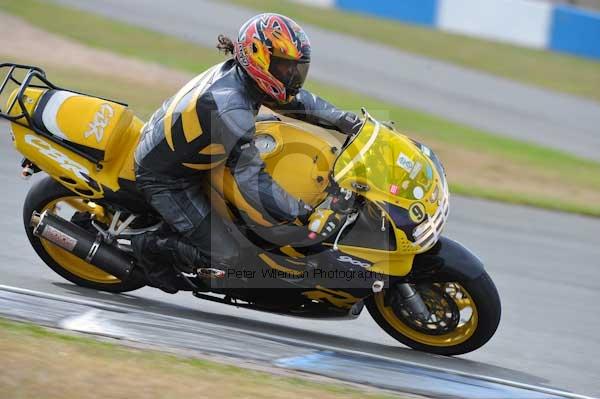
[333,212,359,251]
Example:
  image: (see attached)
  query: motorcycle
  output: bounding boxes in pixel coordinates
[0,63,500,356]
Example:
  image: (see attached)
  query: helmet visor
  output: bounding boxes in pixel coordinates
[269,56,310,96]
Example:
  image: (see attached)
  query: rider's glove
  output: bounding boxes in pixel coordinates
[294,200,313,226]
[338,112,363,136]
[307,209,342,238]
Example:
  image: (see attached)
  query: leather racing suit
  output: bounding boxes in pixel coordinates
[134,59,361,282]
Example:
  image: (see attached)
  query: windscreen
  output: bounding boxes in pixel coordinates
[333,118,440,206]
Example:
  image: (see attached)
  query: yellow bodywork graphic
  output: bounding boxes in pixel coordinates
[280,245,305,259]
[303,286,360,309]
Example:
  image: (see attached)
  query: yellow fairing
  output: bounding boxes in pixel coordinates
[209,116,426,276]
[334,115,448,257]
[255,120,342,206]
[8,88,143,198]
[211,119,343,226]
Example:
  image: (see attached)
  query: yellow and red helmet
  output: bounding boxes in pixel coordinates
[235,13,311,104]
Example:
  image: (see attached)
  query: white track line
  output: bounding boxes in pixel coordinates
[0,284,596,399]
[58,309,125,339]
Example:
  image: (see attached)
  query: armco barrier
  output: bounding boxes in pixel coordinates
[336,0,438,27]
[549,5,600,59]
[315,0,600,60]
[438,0,552,49]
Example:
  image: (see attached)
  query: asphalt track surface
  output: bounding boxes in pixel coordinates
[49,0,600,161]
[0,287,588,399]
[1,120,599,397]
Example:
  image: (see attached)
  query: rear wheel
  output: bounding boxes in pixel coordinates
[366,272,500,355]
[23,177,145,293]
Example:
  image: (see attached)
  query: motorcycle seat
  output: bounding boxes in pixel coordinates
[32,89,134,163]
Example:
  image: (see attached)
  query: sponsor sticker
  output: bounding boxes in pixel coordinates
[413,186,424,200]
[408,202,427,224]
[409,162,422,180]
[389,184,399,195]
[42,225,77,251]
[425,165,433,179]
[396,153,414,172]
[401,180,410,190]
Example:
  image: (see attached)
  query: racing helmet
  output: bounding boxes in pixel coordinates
[234,13,311,104]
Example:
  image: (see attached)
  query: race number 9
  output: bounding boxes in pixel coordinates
[408,202,426,224]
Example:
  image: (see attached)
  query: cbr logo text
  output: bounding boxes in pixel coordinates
[84,103,114,143]
[25,135,90,182]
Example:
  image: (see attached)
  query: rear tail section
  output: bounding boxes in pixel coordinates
[0,63,144,199]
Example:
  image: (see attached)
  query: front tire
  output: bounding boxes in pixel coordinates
[366,272,501,356]
[23,177,146,293]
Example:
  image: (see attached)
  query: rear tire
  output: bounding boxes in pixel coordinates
[23,176,146,293]
[366,272,501,356]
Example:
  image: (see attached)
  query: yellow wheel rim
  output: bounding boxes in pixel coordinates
[374,283,478,347]
[39,197,120,284]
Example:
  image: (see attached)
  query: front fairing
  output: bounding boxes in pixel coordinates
[333,111,449,254]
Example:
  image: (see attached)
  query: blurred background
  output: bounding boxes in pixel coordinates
[549,0,600,10]
[0,0,598,398]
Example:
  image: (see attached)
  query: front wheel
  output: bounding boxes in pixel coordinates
[366,272,501,356]
[23,176,146,293]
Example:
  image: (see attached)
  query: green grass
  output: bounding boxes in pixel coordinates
[227,0,600,102]
[2,0,600,217]
[0,318,400,399]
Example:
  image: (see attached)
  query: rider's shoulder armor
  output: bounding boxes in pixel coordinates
[135,60,262,176]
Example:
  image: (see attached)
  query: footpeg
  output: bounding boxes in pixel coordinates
[372,280,384,293]
[198,268,226,279]
[21,165,34,180]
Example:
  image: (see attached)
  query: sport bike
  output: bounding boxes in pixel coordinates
[0,64,501,355]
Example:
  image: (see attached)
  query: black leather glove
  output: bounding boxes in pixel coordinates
[307,209,342,238]
[337,112,363,136]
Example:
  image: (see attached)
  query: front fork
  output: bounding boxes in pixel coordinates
[390,236,487,323]
[395,283,431,322]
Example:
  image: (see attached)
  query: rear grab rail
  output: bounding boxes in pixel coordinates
[0,63,128,166]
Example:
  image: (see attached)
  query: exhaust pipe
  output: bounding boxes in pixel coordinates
[31,210,136,281]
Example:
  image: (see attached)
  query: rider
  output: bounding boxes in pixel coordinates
[133,13,362,293]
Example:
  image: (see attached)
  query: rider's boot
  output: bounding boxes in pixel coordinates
[131,231,209,293]
[151,234,210,274]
